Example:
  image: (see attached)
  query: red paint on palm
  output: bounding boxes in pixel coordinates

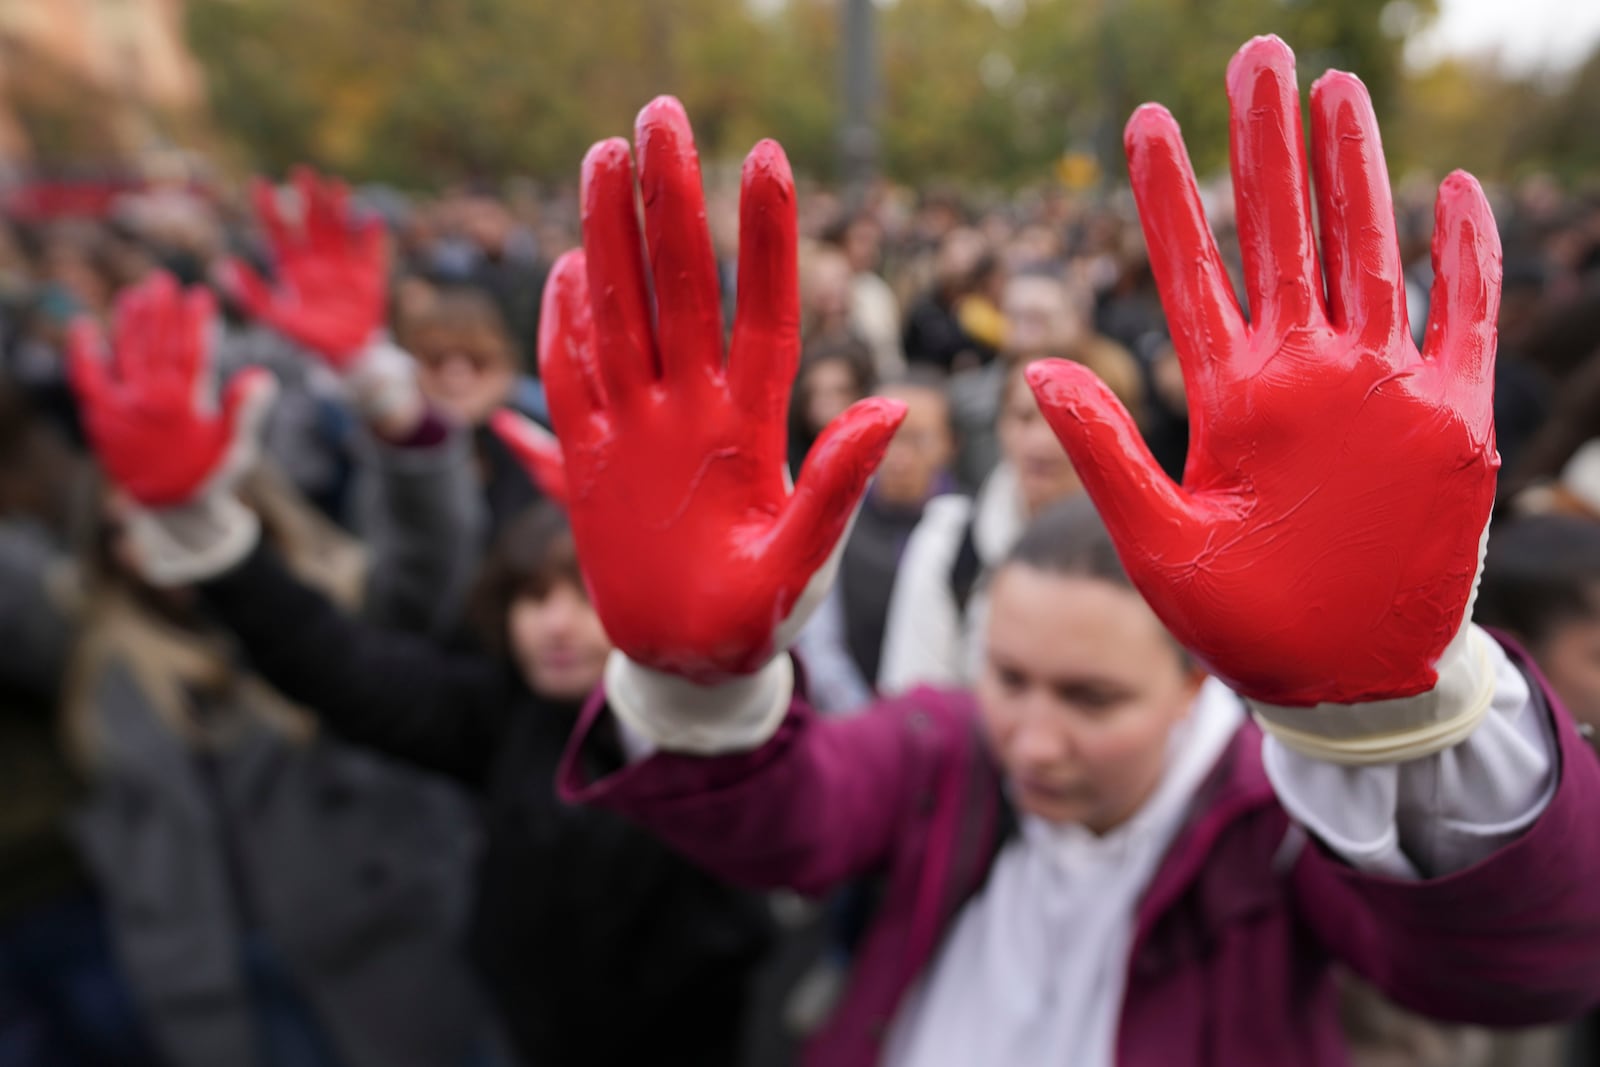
[68,274,270,507]
[224,167,386,368]
[1027,36,1501,707]
[533,98,904,683]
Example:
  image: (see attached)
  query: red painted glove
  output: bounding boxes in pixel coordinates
[1027,37,1500,718]
[68,273,276,587]
[222,167,387,370]
[68,273,274,508]
[522,98,904,685]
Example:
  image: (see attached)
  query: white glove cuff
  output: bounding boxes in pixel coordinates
[1250,622,1498,766]
[603,652,794,756]
[343,339,423,426]
[127,494,261,587]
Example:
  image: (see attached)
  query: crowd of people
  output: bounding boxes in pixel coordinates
[3,36,1600,1067]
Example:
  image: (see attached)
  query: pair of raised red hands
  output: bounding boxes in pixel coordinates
[499,35,1500,707]
[72,167,568,506]
[75,37,1501,713]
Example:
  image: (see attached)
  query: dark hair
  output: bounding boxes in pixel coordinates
[0,381,39,471]
[0,382,78,529]
[1003,494,1131,589]
[1475,515,1600,648]
[788,334,878,470]
[397,281,516,365]
[470,501,584,655]
[798,333,877,392]
[966,251,1001,291]
[1003,496,1194,665]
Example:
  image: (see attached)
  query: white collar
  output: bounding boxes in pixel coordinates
[973,462,1027,565]
[1019,676,1244,876]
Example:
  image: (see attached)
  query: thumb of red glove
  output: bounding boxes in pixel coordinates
[491,410,569,506]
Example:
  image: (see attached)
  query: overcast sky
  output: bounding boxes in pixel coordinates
[1407,0,1600,74]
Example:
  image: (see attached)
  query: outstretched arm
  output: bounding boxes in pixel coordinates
[203,539,508,787]
[68,274,508,787]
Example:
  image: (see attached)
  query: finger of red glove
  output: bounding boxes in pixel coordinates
[581,137,658,405]
[770,396,906,578]
[146,273,194,396]
[728,139,801,428]
[636,96,725,387]
[1310,71,1406,352]
[490,409,570,506]
[294,166,347,250]
[112,274,173,396]
[356,217,388,283]
[1124,104,1242,403]
[1026,359,1198,555]
[1226,35,1323,336]
[538,249,609,447]
[1422,170,1501,430]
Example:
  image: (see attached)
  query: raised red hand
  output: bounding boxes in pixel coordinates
[223,166,386,368]
[1027,36,1500,707]
[518,98,904,683]
[68,273,275,507]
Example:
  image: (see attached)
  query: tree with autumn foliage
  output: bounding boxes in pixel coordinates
[184,0,1594,189]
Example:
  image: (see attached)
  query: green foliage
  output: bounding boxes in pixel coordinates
[189,0,808,184]
[185,0,1593,190]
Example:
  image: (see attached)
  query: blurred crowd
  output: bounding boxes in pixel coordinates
[2,159,1600,1067]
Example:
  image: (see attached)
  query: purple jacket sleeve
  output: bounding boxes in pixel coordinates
[557,677,967,896]
[1291,652,1600,1025]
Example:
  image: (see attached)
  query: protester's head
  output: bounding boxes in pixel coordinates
[474,502,611,702]
[1475,515,1600,731]
[997,358,1080,516]
[39,227,118,326]
[873,370,955,507]
[800,244,855,337]
[840,215,884,275]
[1008,225,1063,273]
[789,336,877,459]
[977,497,1204,832]
[462,196,515,258]
[933,227,987,299]
[399,283,518,426]
[967,250,1006,306]
[1001,273,1087,364]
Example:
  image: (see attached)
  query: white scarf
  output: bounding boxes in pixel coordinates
[884,678,1244,1067]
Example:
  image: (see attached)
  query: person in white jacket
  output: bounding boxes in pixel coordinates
[877,357,1082,693]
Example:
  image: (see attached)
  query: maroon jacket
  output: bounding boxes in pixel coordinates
[560,641,1600,1066]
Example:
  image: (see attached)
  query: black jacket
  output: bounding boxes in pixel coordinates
[202,544,772,1067]
[902,291,989,372]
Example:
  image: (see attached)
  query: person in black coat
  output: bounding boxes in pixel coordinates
[198,501,773,1067]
